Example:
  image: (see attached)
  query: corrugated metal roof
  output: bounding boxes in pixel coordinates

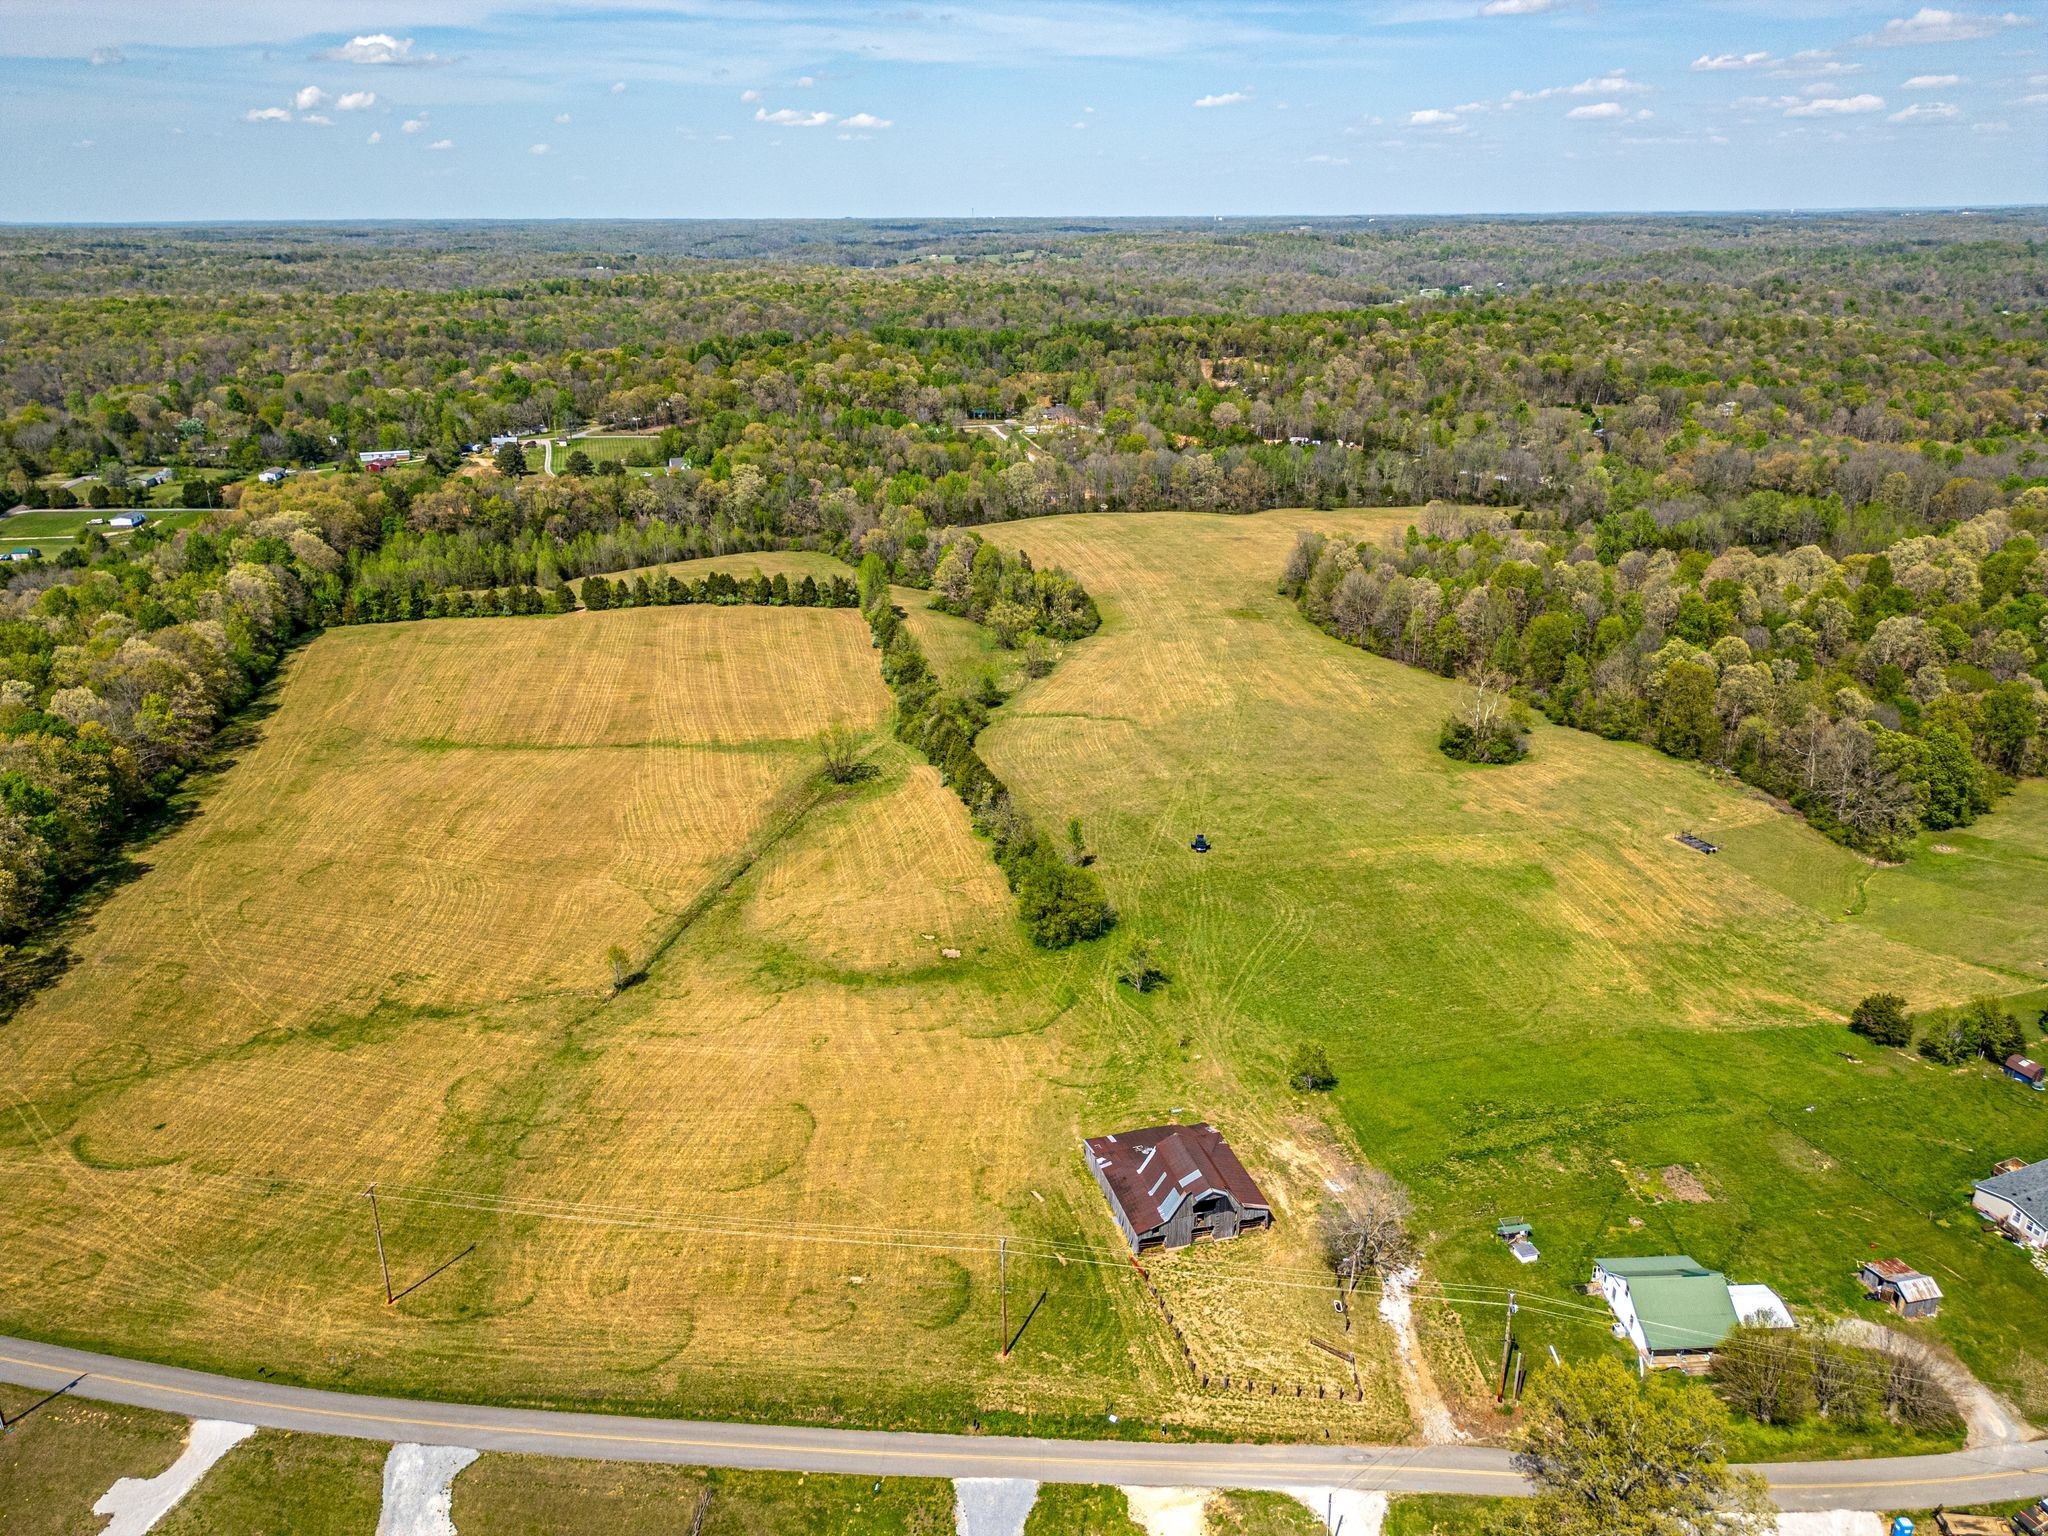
[1895,1275,1943,1303]
[1082,1123,1270,1236]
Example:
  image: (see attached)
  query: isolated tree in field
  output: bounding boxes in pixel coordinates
[817,722,867,784]
[606,944,631,990]
[1511,1357,1771,1536]
[1318,1168,1413,1290]
[1289,1041,1337,1092]
[1066,817,1090,866]
[563,448,594,476]
[1116,937,1166,993]
[1849,992,1912,1048]
[494,441,529,477]
[1438,664,1528,763]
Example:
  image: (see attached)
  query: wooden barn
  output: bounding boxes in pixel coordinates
[1858,1258,1943,1319]
[1083,1123,1272,1254]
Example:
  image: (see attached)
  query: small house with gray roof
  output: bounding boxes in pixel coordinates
[1083,1123,1272,1254]
[1973,1157,2048,1248]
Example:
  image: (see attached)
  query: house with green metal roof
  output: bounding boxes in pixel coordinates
[1593,1255,1792,1370]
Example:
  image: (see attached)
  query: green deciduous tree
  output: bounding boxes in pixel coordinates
[1511,1357,1771,1536]
[1849,992,1912,1048]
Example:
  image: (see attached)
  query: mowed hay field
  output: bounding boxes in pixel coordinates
[3,511,2047,1437]
[0,581,1405,1438]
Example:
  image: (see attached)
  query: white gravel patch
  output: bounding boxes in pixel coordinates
[954,1478,1038,1536]
[91,1419,255,1536]
[375,1443,480,1536]
[1123,1485,1212,1536]
[1283,1486,1390,1535]
[1774,1515,1886,1536]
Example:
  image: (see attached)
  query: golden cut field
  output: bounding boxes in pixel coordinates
[3,510,2046,1435]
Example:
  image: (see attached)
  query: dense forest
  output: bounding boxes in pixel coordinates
[0,215,2042,940]
[1284,498,2046,857]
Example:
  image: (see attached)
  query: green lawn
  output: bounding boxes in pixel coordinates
[558,434,664,467]
[154,1428,385,1536]
[0,1383,188,1536]
[450,1455,956,1534]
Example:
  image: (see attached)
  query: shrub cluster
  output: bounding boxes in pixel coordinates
[1849,990,2034,1065]
[926,530,1101,646]
[859,555,1113,950]
[1714,1323,1959,1436]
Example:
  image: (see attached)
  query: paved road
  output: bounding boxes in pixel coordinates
[4,1338,2044,1511]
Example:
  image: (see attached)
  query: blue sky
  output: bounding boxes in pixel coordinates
[1,1,2043,220]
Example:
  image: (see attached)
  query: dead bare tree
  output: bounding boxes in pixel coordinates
[1318,1167,1416,1295]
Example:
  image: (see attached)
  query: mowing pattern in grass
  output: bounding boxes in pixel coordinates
[1,511,2044,1440]
[983,510,2048,1425]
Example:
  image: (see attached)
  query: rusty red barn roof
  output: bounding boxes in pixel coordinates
[1083,1123,1270,1235]
[1864,1258,1917,1281]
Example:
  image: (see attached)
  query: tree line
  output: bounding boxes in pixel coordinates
[1284,492,2047,859]
[858,553,1113,949]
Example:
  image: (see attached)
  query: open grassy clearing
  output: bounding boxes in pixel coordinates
[0,509,2043,1443]
[0,1383,188,1536]
[978,510,2048,1424]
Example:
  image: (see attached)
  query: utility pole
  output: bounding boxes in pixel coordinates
[364,1184,393,1304]
[1497,1291,1516,1401]
[999,1237,1009,1357]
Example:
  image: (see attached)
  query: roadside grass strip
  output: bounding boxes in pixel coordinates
[90,1419,254,1536]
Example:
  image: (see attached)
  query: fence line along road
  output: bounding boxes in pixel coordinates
[4,1337,2045,1512]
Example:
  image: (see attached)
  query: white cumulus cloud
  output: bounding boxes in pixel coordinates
[244,106,291,122]
[1891,101,1960,118]
[1860,8,2028,46]
[367,131,382,143]
[293,85,328,111]
[402,117,426,134]
[530,142,550,154]
[325,34,425,66]
[1567,101,1626,119]
[337,91,376,111]
[1904,73,1961,87]
[754,106,834,126]
[1694,52,1771,70]
[840,112,893,129]
[1194,90,1249,107]
[740,89,761,102]
[1480,0,1560,13]
[1408,108,1459,125]
[428,138,453,150]
[1786,93,1885,115]
[610,80,627,94]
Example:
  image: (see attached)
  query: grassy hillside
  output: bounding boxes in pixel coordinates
[0,510,2042,1439]
[981,510,2048,1420]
